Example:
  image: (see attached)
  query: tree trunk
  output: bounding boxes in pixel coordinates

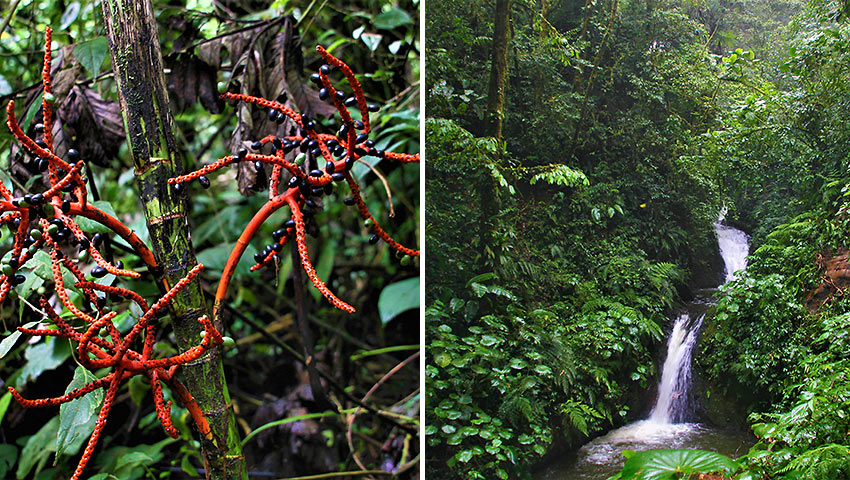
[99,1,246,478]
[485,0,511,140]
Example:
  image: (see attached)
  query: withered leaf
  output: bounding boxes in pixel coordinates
[165,52,224,114]
[58,86,124,167]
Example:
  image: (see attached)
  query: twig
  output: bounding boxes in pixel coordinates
[176,16,287,55]
[350,345,419,362]
[276,470,396,480]
[356,158,394,217]
[347,352,420,476]
[301,0,330,33]
[0,0,22,40]
[241,408,355,446]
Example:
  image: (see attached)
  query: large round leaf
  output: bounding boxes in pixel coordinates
[619,449,740,480]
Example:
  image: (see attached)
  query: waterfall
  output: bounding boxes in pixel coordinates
[647,313,704,424]
[541,217,754,478]
[715,223,749,282]
[646,219,749,425]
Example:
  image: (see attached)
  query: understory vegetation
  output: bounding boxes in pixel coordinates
[426,0,850,478]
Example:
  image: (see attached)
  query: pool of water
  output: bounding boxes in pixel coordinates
[537,420,753,480]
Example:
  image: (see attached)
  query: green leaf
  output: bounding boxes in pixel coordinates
[372,8,413,29]
[310,236,336,303]
[197,243,258,275]
[618,449,740,480]
[128,374,149,406]
[116,451,154,469]
[378,277,419,324]
[60,2,81,30]
[0,321,38,359]
[57,367,105,457]
[457,449,474,463]
[0,444,17,478]
[0,392,12,426]
[19,339,72,385]
[74,36,110,77]
[74,200,120,234]
[466,272,498,286]
[360,33,383,52]
[16,416,59,479]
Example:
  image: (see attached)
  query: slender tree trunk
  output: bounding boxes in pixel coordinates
[485,0,511,140]
[99,1,246,478]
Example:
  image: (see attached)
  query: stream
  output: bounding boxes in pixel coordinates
[539,220,754,480]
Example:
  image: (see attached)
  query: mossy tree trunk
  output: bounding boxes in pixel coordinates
[485,0,511,141]
[99,1,246,478]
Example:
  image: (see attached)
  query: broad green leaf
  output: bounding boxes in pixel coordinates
[128,374,149,406]
[618,449,740,480]
[372,8,413,30]
[0,444,17,478]
[16,416,59,479]
[0,321,38,359]
[74,37,110,76]
[19,339,72,385]
[60,2,81,30]
[116,451,154,469]
[57,367,104,457]
[197,243,258,275]
[74,200,120,234]
[378,276,419,324]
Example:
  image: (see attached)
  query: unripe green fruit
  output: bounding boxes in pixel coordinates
[221,336,236,350]
[364,218,373,228]
[400,255,412,266]
[43,92,55,104]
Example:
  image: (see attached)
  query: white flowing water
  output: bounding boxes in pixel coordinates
[540,219,751,479]
[647,312,704,424]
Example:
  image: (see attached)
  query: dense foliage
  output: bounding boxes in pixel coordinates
[690,1,850,479]
[424,0,786,477]
[423,0,850,478]
[0,0,420,478]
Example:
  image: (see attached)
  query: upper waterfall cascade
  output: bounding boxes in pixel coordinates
[646,219,749,424]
